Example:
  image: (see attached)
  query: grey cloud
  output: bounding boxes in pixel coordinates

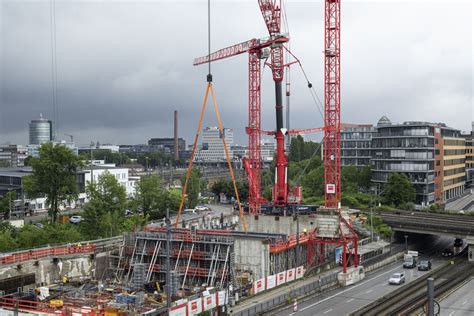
[0,0,472,147]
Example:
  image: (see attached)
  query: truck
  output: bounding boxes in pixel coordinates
[403,251,418,269]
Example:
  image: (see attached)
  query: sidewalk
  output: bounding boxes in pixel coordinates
[231,265,341,314]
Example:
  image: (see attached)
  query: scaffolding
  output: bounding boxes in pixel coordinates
[117,229,234,290]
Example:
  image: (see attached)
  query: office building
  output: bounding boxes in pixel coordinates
[29,114,53,145]
[148,138,186,155]
[462,123,473,187]
[195,127,233,162]
[372,118,466,206]
[341,124,376,168]
[0,145,28,167]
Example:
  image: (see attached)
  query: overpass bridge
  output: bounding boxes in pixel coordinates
[379,210,474,262]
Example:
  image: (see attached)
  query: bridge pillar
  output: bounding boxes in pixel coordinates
[468,238,474,263]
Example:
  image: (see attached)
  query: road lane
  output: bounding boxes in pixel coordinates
[273,257,447,316]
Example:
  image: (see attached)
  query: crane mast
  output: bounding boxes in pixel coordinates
[323,0,341,208]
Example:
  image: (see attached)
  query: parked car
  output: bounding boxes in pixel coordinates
[124,210,133,217]
[183,209,197,214]
[34,223,44,229]
[69,215,83,224]
[418,260,432,271]
[388,273,405,285]
[195,205,209,212]
[442,248,454,257]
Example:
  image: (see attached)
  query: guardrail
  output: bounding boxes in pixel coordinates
[231,272,339,316]
[0,236,122,266]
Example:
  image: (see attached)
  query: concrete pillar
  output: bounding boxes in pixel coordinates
[468,238,474,263]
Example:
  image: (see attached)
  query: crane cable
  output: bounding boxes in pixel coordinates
[175,0,247,231]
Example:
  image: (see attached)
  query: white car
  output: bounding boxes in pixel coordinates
[69,215,83,224]
[184,209,197,214]
[195,205,209,212]
[388,273,405,285]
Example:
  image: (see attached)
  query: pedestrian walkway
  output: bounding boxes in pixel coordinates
[231,265,341,315]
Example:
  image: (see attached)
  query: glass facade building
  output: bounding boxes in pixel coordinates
[371,119,466,206]
[341,125,376,168]
[29,115,53,145]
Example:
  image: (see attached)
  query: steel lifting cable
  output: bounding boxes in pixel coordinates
[175,0,247,231]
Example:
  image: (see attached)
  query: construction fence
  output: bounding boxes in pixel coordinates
[232,271,339,316]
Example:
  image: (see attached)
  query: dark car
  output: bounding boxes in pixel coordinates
[442,248,454,257]
[418,260,432,271]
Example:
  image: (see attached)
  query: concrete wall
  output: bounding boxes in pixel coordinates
[0,255,94,286]
[234,237,270,280]
[239,215,317,235]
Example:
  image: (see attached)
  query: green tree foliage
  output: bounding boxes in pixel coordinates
[17,225,48,248]
[132,174,168,219]
[0,191,17,219]
[301,165,324,197]
[289,136,320,163]
[211,180,248,201]
[181,169,202,209]
[23,143,83,223]
[123,214,149,232]
[82,171,127,238]
[0,231,17,252]
[382,173,416,207]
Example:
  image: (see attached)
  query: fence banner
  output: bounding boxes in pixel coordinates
[266,274,276,290]
[202,293,217,311]
[276,271,286,286]
[253,277,266,294]
[217,290,228,306]
[296,266,305,279]
[286,268,296,282]
[169,303,187,316]
[188,298,202,315]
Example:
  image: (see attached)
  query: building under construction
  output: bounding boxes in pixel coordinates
[115,226,313,296]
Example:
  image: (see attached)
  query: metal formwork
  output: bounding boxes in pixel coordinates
[117,229,234,290]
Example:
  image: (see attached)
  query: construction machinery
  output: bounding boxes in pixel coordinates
[194,0,319,215]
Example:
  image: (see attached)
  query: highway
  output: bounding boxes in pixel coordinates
[273,237,454,316]
[439,277,474,316]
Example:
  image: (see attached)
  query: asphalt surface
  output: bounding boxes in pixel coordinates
[273,236,455,316]
[446,191,474,212]
[439,277,474,316]
[273,259,446,316]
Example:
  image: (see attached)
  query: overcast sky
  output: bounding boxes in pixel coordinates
[1,0,472,147]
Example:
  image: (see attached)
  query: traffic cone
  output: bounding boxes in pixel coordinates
[294,298,298,312]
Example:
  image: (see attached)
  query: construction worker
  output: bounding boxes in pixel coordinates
[62,274,68,284]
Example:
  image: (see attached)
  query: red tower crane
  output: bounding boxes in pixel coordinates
[323,0,341,208]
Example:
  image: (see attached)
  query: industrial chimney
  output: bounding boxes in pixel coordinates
[174,110,179,161]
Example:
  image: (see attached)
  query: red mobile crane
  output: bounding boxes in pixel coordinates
[194,1,309,214]
[194,0,342,213]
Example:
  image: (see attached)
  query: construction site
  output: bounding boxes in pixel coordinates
[0,0,374,315]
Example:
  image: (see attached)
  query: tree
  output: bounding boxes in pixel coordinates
[341,166,359,193]
[133,174,168,219]
[23,143,83,223]
[181,169,202,209]
[301,165,324,197]
[0,191,17,219]
[0,231,17,252]
[382,173,416,207]
[81,171,127,238]
[358,165,373,191]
